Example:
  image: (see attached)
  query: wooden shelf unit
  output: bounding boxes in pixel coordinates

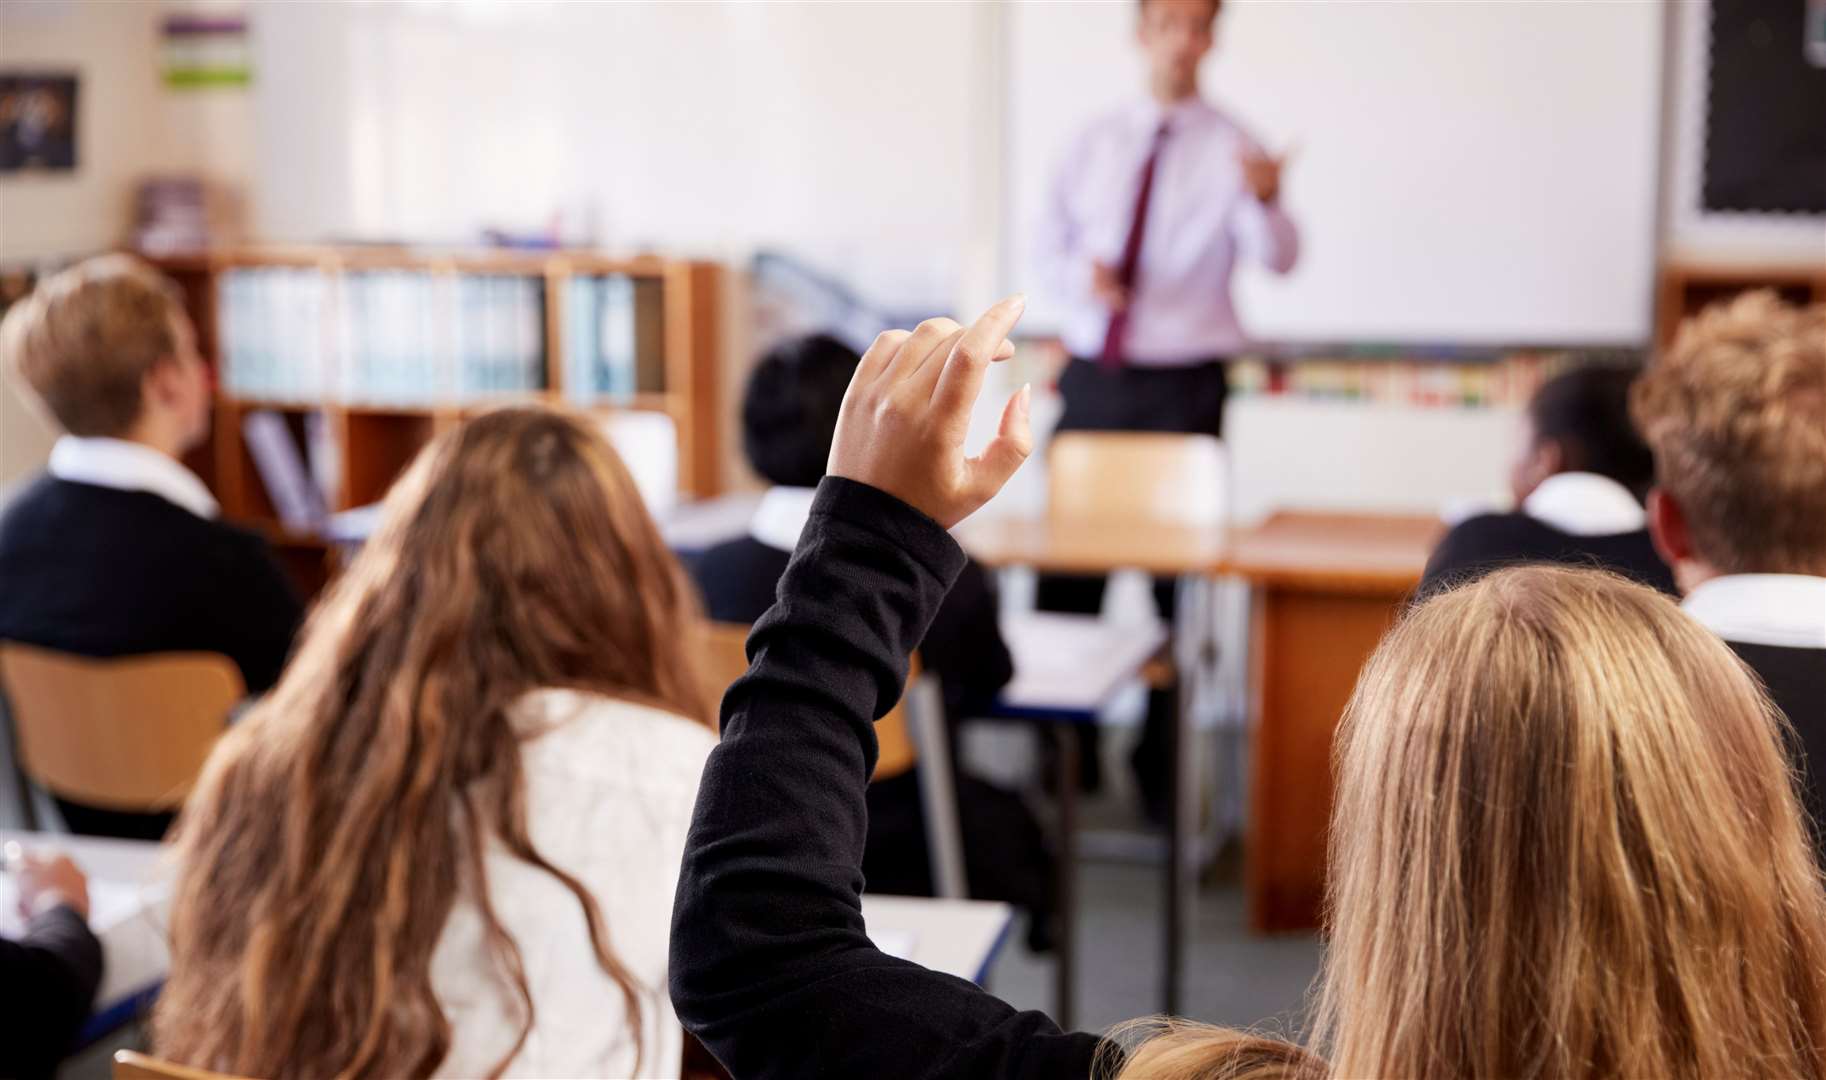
[1656,261,1826,347]
[145,248,725,574]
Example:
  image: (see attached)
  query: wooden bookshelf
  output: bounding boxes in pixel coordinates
[1655,261,1826,347]
[145,247,724,595]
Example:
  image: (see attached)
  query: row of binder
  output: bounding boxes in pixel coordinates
[219,269,665,405]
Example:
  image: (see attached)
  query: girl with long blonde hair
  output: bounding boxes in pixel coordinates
[665,301,1826,1080]
[155,406,713,1079]
[1112,563,1826,1079]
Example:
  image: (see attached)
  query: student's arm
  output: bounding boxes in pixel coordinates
[0,905,103,1078]
[672,304,1106,1080]
[1229,134,1299,275]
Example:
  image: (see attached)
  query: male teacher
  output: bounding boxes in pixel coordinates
[1035,0,1298,814]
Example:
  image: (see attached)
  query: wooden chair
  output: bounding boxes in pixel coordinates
[113,1050,250,1080]
[700,622,917,779]
[0,644,244,821]
[699,621,965,897]
[1048,430,1227,528]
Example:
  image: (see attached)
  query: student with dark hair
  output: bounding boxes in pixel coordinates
[0,255,303,840]
[1420,363,1675,596]
[690,333,1054,943]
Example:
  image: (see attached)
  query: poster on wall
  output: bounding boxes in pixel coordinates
[0,72,78,173]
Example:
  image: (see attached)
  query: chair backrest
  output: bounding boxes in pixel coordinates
[699,621,918,781]
[113,1051,249,1080]
[1048,431,1228,528]
[0,644,245,812]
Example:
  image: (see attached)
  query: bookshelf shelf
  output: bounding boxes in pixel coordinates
[1656,261,1826,346]
[148,247,724,596]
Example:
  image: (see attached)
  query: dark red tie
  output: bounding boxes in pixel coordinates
[1100,121,1170,370]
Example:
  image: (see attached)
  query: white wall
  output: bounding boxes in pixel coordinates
[1008,0,1665,347]
[0,0,254,487]
[250,1,1002,314]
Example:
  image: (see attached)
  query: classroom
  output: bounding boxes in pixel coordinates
[0,1,1822,1077]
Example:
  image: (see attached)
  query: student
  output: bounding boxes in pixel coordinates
[1633,292,1826,842]
[0,255,302,839]
[155,407,715,1079]
[669,300,1826,1079]
[690,332,1053,943]
[1421,364,1674,596]
[1,849,102,1080]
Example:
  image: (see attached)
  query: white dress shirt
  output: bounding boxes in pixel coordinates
[47,435,219,519]
[1683,574,1826,651]
[1520,472,1647,536]
[1037,96,1300,366]
[430,689,717,1079]
[748,485,819,553]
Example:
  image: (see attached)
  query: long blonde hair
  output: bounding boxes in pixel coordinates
[1117,565,1826,1079]
[154,406,709,1079]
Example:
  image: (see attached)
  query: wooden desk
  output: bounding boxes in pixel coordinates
[1224,512,1441,933]
[960,510,1442,942]
[956,516,1228,577]
[959,515,1226,1020]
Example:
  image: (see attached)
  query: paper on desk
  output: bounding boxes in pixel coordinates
[872,929,917,961]
[0,877,164,937]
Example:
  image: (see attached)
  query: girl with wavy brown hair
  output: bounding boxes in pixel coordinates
[155,405,713,1079]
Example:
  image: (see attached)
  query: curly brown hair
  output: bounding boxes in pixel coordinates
[1631,291,1826,575]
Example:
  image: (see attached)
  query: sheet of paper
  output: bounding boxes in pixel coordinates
[871,928,917,962]
[0,876,159,937]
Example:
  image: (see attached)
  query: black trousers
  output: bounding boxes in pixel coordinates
[1037,357,1228,810]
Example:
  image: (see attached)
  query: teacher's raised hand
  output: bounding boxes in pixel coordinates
[827,296,1033,530]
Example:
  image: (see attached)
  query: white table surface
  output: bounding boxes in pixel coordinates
[998,611,1168,716]
[3,831,1014,1007]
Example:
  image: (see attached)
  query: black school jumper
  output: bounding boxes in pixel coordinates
[0,903,103,1080]
[1730,640,1826,860]
[0,476,303,838]
[1419,512,1677,599]
[672,478,1104,1080]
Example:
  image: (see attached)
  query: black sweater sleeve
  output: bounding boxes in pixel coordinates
[0,904,103,1078]
[671,478,1103,1080]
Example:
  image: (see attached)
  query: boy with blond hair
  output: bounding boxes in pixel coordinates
[0,255,301,838]
[1634,290,1826,841]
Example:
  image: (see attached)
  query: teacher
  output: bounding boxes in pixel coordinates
[1034,0,1298,814]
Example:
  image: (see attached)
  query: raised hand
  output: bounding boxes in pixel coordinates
[827,296,1033,529]
[1238,145,1289,204]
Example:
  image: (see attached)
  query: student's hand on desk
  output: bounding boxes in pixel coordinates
[16,850,90,921]
[828,296,1033,530]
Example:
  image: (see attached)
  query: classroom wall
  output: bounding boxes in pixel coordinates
[248,2,1003,317]
[0,0,255,487]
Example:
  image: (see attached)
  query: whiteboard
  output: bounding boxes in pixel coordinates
[1006,1,1665,347]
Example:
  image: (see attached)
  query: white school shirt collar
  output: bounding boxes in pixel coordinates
[1520,472,1646,536]
[748,485,818,553]
[48,435,220,519]
[1683,574,1826,650]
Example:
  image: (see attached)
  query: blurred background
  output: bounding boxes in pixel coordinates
[2,0,1823,1062]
